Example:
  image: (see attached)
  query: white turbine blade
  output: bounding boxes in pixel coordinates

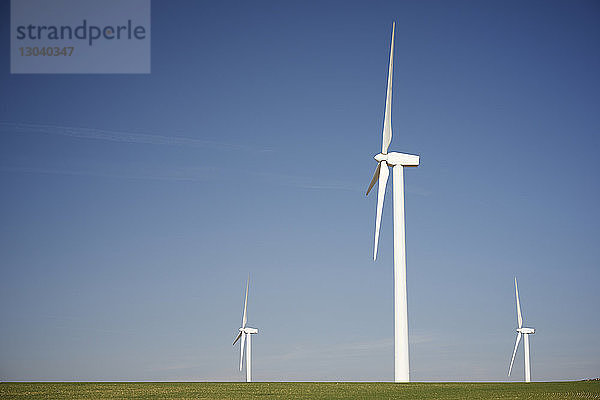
[381,22,395,154]
[242,277,249,328]
[373,161,389,260]
[239,332,246,371]
[515,277,522,328]
[366,163,381,196]
[232,331,242,346]
[508,332,522,376]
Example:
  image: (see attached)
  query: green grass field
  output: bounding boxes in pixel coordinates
[1,382,599,400]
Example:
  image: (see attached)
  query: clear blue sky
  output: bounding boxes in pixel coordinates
[1,0,599,382]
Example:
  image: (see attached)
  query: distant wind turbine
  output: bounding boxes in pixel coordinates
[233,277,259,382]
[365,22,420,383]
[508,277,535,382]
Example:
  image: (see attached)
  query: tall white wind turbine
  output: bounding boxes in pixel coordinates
[508,277,535,382]
[232,277,259,382]
[366,22,420,383]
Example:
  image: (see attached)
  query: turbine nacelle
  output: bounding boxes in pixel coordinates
[240,327,258,334]
[517,327,535,334]
[374,152,420,167]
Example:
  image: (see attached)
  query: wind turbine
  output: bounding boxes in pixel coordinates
[232,277,259,382]
[366,22,420,383]
[508,277,535,382]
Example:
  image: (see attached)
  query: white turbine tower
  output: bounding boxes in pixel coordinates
[508,277,535,382]
[366,22,420,383]
[232,277,259,382]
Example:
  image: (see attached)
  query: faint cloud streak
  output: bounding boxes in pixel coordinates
[0,121,271,153]
[0,165,217,183]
